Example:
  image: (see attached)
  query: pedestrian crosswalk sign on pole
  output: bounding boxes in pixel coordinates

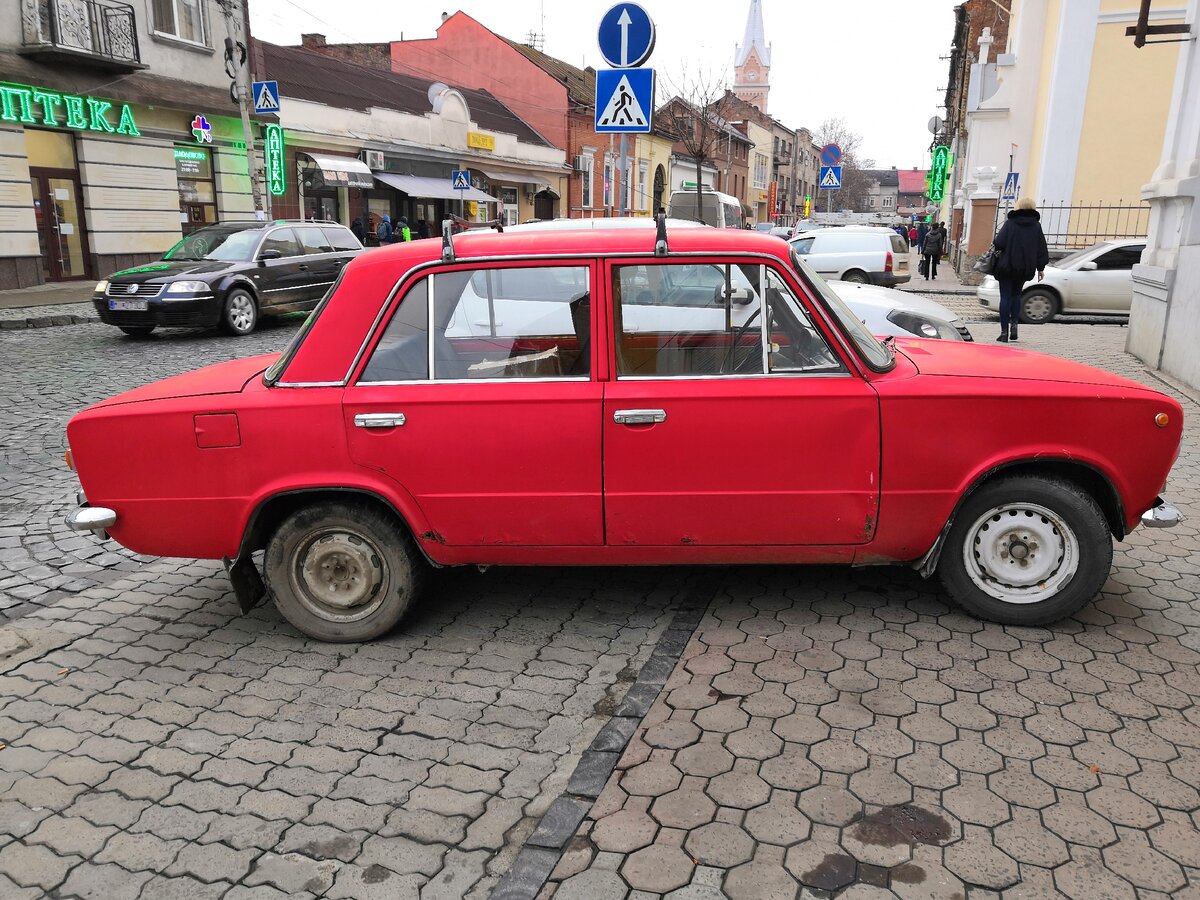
[595,68,654,133]
[251,80,280,114]
[451,170,470,190]
[820,165,842,189]
[1001,171,1019,202]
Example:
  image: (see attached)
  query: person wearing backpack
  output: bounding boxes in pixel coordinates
[396,216,412,242]
[376,214,392,245]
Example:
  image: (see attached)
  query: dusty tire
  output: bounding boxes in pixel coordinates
[842,270,869,285]
[264,501,426,641]
[219,288,258,335]
[1019,288,1058,324]
[119,325,155,338]
[938,475,1112,626]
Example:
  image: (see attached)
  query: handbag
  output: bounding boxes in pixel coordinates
[974,245,999,275]
[918,256,928,277]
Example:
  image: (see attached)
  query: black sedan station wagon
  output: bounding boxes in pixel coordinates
[94,220,363,337]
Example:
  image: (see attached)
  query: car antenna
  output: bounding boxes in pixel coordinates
[654,211,668,257]
[442,215,506,263]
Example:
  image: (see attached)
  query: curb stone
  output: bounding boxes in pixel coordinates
[0,314,100,330]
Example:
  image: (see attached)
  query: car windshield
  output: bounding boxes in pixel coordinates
[1052,245,1101,269]
[164,227,262,262]
[789,247,894,371]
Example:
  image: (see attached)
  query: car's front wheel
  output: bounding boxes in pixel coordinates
[264,501,426,641]
[938,475,1112,625]
[842,270,869,284]
[219,288,258,336]
[1019,288,1058,324]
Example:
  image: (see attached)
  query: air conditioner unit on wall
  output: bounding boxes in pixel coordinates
[360,150,384,170]
[573,155,588,173]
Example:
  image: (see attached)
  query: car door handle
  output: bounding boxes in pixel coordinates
[613,409,666,426]
[354,413,406,429]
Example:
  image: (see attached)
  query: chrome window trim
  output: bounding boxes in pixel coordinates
[759,263,770,375]
[427,273,437,381]
[353,376,593,387]
[614,372,851,382]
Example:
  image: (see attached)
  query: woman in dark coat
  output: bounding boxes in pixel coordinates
[991,197,1050,342]
[922,223,945,280]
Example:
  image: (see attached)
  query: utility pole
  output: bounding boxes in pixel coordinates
[618,133,628,217]
[219,0,267,219]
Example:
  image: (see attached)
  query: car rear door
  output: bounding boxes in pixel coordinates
[343,260,604,547]
[601,257,881,548]
[252,227,308,310]
[295,225,344,302]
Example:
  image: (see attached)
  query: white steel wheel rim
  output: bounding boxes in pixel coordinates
[227,294,256,332]
[1023,294,1052,322]
[291,528,387,623]
[963,502,1079,604]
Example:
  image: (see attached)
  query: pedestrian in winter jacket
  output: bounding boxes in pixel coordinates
[922,223,945,280]
[991,198,1050,343]
[376,214,392,245]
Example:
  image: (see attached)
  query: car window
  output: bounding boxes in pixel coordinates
[361,266,590,382]
[261,228,301,258]
[295,226,334,254]
[789,248,893,371]
[321,226,362,251]
[764,267,844,374]
[890,235,908,254]
[791,236,815,254]
[1093,245,1143,270]
[164,227,261,261]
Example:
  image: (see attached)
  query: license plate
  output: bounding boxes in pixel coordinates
[108,299,148,311]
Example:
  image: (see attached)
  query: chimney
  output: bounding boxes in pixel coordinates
[441,12,449,21]
[301,33,326,47]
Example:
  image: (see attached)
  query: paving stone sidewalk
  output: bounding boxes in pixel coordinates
[536,323,1200,899]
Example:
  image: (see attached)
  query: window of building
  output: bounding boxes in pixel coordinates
[882,195,894,209]
[361,266,591,382]
[639,159,649,211]
[624,158,634,211]
[152,0,208,45]
[603,157,613,208]
[753,153,768,190]
[175,146,217,233]
[868,196,876,209]
[500,187,519,226]
[581,154,594,208]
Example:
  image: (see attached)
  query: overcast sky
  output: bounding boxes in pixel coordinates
[249,0,961,167]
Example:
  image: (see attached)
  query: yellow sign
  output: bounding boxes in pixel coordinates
[466,200,478,216]
[467,132,495,151]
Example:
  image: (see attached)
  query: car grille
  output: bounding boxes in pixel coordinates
[94,301,215,329]
[106,283,164,298]
[956,325,974,342]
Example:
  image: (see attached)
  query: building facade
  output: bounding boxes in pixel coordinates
[733,0,771,113]
[1,0,257,288]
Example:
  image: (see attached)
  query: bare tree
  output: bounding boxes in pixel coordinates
[659,66,735,223]
[815,118,871,213]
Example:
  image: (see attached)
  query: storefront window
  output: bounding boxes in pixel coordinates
[153,0,208,45]
[175,147,217,233]
[500,187,518,226]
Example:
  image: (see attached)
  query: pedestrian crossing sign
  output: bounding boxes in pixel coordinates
[820,165,842,189]
[451,170,470,190]
[595,68,655,133]
[1002,171,1019,201]
[251,80,280,115]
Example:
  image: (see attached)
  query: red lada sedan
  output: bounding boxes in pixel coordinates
[66,222,1184,642]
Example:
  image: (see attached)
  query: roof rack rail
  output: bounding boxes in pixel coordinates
[441,214,505,263]
[654,211,669,256]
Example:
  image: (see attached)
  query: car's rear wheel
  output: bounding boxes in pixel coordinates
[842,270,869,284]
[264,501,426,641]
[938,475,1112,625]
[219,288,258,336]
[1019,288,1058,324]
[119,326,155,338]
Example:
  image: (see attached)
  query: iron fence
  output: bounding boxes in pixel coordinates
[994,200,1150,249]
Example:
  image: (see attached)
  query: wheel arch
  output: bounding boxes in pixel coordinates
[217,275,259,303]
[1021,283,1063,306]
[914,457,1125,578]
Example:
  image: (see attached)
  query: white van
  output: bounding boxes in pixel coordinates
[667,189,743,228]
[789,226,911,286]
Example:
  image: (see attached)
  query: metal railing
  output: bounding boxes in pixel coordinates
[26,0,141,65]
[995,200,1150,249]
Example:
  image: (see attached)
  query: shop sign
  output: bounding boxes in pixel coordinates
[174,148,208,162]
[927,145,951,203]
[0,81,139,136]
[191,115,213,144]
[467,131,495,151]
[264,124,286,196]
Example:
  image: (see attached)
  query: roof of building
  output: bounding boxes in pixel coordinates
[898,168,930,194]
[863,169,900,188]
[735,0,772,68]
[261,40,551,147]
[499,37,596,109]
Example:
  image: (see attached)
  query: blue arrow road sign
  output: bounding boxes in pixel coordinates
[451,170,470,190]
[595,68,654,133]
[820,143,842,167]
[1001,171,1019,201]
[252,80,280,114]
[820,166,842,190]
[598,3,656,68]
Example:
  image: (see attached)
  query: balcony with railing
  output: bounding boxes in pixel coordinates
[19,0,145,71]
[773,147,792,166]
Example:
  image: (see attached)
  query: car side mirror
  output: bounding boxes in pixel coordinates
[714,286,755,305]
[258,249,282,264]
[1079,260,1098,271]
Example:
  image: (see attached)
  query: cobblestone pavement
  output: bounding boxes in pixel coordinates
[538,323,1200,899]
[2,315,1198,900]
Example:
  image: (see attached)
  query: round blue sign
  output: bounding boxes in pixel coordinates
[598,3,656,69]
[820,143,842,166]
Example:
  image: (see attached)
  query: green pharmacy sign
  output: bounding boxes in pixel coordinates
[0,82,139,136]
[264,124,285,196]
[926,145,951,203]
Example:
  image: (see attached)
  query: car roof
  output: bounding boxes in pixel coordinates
[508,218,705,232]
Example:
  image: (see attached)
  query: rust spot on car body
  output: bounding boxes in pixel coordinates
[419,530,446,544]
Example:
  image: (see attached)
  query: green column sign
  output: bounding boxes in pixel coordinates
[1,81,139,135]
[926,145,951,203]
[264,124,285,196]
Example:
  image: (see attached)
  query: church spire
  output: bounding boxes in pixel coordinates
[733,0,771,113]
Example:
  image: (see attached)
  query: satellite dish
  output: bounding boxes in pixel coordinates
[428,82,450,112]
[928,116,945,134]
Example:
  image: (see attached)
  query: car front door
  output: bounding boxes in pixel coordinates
[251,227,308,310]
[1072,244,1142,312]
[602,258,882,548]
[343,261,603,547]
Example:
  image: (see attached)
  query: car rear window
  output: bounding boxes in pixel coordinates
[321,226,362,251]
[890,235,908,254]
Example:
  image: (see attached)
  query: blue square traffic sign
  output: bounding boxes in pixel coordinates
[451,170,470,190]
[595,68,655,134]
[252,80,280,114]
[819,165,842,190]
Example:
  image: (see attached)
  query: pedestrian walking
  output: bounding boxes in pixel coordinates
[991,197,1050,343]
[376,214,393,245]
[908,224,918,245]
[417,219,431,239]
[350,217,365,244]
[922,222,944,280]
[916,221,929,255]
[396,216,412,242]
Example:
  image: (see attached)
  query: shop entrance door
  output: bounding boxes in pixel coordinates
[30,170,91,281]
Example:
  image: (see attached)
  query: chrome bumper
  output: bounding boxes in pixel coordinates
[1141,497,1183,529]
[66,491,116,538]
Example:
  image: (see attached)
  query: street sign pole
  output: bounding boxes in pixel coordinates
[618,133,628,217]
[596,3,656,216]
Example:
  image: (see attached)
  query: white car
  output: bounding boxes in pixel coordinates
[789,226,911,287]
[828,280,972,341]
[976,239,1144,323]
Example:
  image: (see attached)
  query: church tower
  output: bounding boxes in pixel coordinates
[733,0,771,113]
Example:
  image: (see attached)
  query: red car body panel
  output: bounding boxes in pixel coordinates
[65,229,1184,573]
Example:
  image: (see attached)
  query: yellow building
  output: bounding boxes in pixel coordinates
[628,130,674,216]
[745,119,773,223]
